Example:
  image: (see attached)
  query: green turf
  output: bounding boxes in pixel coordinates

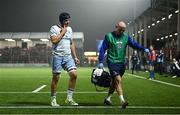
[0,67,180,114]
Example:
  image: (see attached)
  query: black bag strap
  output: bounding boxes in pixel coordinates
[94,84,108,92]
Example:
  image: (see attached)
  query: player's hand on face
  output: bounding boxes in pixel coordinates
[62,25,67,32]
[75,58,80,65]
[60,25,67,35]
[63,19,70,27]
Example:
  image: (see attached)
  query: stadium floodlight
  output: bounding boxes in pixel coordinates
[161,17,166,21]
[40,39,49,42]
[174,33,178,36]
[168,14,172,19]
[127,21,132,25]
[21,39,31,42]
[152,23,155,26]
[175,10,179,13]
[156,20,160,23]
[5,39,15,42]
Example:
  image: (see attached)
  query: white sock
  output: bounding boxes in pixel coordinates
[106,94,112,101]
[51,93,56,101]
[67,88,74,101]
[119,95,125,103]
[51,95,56,101]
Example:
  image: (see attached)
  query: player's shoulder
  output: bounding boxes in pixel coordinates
[104,32,116,42]
[104,32,113,40]
[49,25,61,37]
[50,25,60,30]
[106,32,112,36]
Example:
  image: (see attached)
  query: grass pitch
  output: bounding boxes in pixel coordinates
[0,67,180,114]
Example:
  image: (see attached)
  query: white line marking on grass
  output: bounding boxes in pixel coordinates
[0,106,180,109]
[0,91,108,94]
[129,106,180,109]
[126,73,180,88]
[32,85,47,93]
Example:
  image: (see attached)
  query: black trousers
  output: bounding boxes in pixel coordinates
[157,62,163,75]
[132,62,138,74]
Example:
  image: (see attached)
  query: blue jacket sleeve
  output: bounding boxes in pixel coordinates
[128,36,145,51]
[98,36,108,63]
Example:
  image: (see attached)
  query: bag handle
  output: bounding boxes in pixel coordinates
[94,84,108,92]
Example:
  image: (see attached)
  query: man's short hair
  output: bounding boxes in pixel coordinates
[59,12,70,24]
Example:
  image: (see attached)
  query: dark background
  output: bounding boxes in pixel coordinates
[0,0,150,51]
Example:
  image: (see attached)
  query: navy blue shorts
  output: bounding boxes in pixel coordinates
[107,62,125,77]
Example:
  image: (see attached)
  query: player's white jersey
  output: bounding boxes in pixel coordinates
[49,25,73,56]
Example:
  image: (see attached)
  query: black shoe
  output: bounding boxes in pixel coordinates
[121,101,128,109]
[104,99,112,106]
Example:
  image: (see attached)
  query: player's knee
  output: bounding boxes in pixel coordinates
[115,77,122,84]
[69,71,77,80]
[70,75,77,81]
[52,73,60,82]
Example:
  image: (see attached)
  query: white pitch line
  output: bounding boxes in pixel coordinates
[0,106,180,109]
[0,91,108,94]
[32,85,47,93]
[126,73,180,88]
